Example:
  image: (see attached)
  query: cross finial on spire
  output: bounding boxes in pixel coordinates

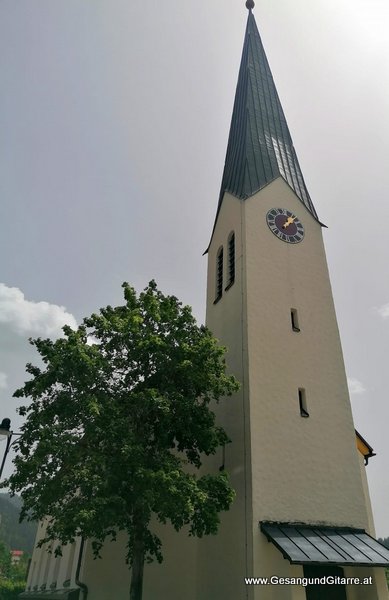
[246,0,255,10]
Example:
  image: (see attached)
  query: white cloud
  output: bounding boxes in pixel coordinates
[0,372,8,390]
[86,335,100,346]
[377,303,389,319]
[0,283,77,338]
[347,377,366,395]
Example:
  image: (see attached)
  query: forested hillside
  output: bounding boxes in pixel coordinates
[0,494,37,553]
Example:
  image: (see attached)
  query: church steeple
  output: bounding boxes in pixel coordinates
[217,5,318,220]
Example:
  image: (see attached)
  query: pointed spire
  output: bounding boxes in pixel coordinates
[217,9,318,220]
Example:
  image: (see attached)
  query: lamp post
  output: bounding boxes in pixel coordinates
[0,418,21,481]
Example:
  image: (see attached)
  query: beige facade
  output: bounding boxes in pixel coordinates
[23,519,81,598]
[23,520,200,599]
[198,178,389,599]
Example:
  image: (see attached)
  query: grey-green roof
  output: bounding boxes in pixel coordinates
[261,522,389,567]
[217,9,318,220]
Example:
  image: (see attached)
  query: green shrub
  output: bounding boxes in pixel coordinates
[0,577,25,600]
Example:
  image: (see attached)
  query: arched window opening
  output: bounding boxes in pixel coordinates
[226,232,235,289]
[215,246,223,303]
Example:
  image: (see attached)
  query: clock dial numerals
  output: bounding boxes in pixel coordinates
[266,208,304,244]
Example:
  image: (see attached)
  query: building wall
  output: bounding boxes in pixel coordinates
[81,535,130,600]
[80,523,197,600]
[201,179,387,599]
[343,566,389,600]
[244,178,369,529]
[24,520,81,596]
[143,523,197,600]
[357,451,377,536]
[198,191,253,600]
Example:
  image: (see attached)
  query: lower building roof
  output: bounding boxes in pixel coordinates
[19,590,80,600]
[261,523,389,567]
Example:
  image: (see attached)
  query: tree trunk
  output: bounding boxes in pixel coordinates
[129,536,145,600]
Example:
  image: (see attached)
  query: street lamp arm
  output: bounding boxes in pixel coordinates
[0,434,12,481]
[9,433,22,448]
[0,431,22,482]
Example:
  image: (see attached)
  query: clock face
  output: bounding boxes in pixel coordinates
[266,208,304,244]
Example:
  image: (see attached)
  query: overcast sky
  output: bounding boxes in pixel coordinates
[1,0,389,535]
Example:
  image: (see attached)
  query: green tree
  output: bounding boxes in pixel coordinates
[0,577,26,600]
[0,540,11,578]
[8,552,29,582]
[4,281,239,600]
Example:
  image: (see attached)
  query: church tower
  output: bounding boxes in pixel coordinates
[198,2,389,599]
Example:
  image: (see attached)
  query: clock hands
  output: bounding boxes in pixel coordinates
[282,215,296,229]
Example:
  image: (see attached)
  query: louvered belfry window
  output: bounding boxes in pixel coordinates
[227,232,235,287]
[216,247,223,301]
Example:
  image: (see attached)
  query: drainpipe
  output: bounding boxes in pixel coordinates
[75,537,88,600]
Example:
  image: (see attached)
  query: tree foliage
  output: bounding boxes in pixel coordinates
[0,577,26,600]
[4,282,239,584]
[0,539,29,596]
[0,541,11,577]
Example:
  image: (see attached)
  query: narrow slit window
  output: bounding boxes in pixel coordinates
[299,388,309,417]
[291,308,300,332]
[215,247,223,302]
[219,444,226,472]
[226,232,235,289]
